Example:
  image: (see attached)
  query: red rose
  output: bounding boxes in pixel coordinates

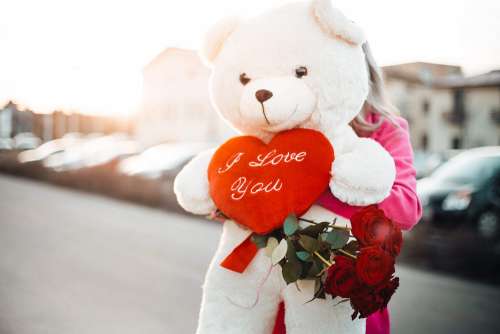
[351,206,403,256]
[351,206,389,246]
[325,256,359,298]
[350,277,400,319]
[376,277,399,307]
[356,246,395,286]
[350,286,384,319]
[388,227,403,256]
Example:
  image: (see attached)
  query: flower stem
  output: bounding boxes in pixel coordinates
[298,218,318,225]
[337,249,357,260]
[314,251,333,267]
[330,225,351,231]
[298,218,351,232]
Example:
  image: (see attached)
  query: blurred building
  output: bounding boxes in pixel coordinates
[136,48,234,147]
[383,63,500,152]
[0,101,132,142]
[0,101,16,138]
[32,113,53,141]
[0,101,34,138]
[138,51,499,151]
[439,71,500,149]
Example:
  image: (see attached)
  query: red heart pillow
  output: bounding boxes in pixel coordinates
[208,128,334,234]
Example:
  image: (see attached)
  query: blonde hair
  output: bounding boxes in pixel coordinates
[350,42,399,134]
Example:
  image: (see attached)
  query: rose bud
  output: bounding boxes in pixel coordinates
[376,277,400,307]
[350,290,384,319]
[325,256,359,298]
[388,227,403,256]
[351,206,403,256]
[356,246,395,286]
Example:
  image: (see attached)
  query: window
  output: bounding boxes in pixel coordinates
[421,133,428,150]
[422,99,430,114]
[451,136,462,149]
[453,89,465,117]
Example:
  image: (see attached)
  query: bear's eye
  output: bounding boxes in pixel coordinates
[295,66,308,78]
[239,73,251,85]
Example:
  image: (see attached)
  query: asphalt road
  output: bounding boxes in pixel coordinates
[1,175,500,334]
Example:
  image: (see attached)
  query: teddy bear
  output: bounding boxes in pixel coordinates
[174,1,396,333]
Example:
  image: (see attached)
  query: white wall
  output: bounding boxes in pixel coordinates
[385,79,456,152]
[0,107,13,138]
[136,49,234,147]
[385,78,499,152]
[463,88,500,147]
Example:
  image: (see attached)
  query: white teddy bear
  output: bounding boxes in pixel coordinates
[174,1,396,333]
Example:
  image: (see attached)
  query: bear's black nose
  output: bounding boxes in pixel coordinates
[255,89,273,103]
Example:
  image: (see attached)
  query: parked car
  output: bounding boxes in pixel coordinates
[417,147,500,239]
[17,133,84,164]
[413,151,445,179]
[0,138,13,150]
[13,132,41,150]
[118,142,214,179]
[43,133,139,171]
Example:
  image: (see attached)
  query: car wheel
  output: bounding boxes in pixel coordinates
[477,211,500,239]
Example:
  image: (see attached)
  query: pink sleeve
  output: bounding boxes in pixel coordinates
[373,117,422,230]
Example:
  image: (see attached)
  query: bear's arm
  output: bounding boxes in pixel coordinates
[174,148,216,215]
[328,125,396,206]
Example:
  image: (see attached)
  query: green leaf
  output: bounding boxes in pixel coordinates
[325,230,350,249]
[343,240,360,254]
[286,240,297,261]
[299,234,319,253]
[283,214,299,236]
[300,221,330,238]
[305,278,325,304]
[296,251,311,262]
[314,278,326,299]
[286,241,308,280]
[264,237,279,257]
[307,257,323,277]
[314,278,321,294]
[251,234,268,249]
[282,260,301,284]
[271,239,288,265]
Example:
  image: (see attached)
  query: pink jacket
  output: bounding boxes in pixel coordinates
[317,114,422,334]
[272,114,421,334]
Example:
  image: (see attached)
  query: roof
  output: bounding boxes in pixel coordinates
[382,62,462,86]
[383,62,500,89]
[0,100,19,110]
[435,70,500,89]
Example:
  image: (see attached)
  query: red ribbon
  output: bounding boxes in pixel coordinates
[220,234,258,273]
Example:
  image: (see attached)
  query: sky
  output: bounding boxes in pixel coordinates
[1,0,499,115]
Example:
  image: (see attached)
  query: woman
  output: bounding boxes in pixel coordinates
[272,43,422,334]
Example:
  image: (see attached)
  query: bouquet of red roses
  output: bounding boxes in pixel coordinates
[325,206,402,319]
[250,205,403,320]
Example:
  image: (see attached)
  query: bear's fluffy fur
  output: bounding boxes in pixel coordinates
[174,1,396,333]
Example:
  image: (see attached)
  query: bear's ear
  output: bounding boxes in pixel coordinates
[312,0,366,46]
[200,17,240,66]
